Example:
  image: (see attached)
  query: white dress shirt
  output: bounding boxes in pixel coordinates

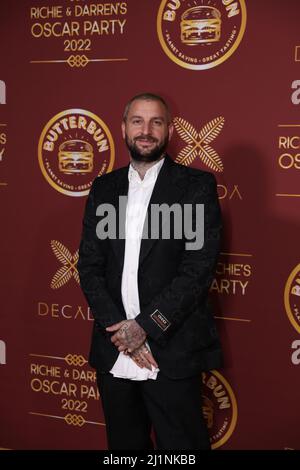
[110,158,164,380]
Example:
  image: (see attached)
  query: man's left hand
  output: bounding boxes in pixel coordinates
[106,319,146,353]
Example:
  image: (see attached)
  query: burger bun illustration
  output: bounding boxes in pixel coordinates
[181,6,221,45]
[58,139,94,174]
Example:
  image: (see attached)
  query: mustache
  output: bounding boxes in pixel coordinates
[134,135,158,143]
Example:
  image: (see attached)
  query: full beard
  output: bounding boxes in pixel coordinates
[125,134,169,163]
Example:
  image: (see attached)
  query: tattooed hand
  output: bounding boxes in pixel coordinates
[106,319,146,353]
[129,344,158,371]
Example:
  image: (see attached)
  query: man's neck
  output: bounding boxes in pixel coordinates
[130,155,165,180]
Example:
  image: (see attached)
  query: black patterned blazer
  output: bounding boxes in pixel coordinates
[78,156,223,378]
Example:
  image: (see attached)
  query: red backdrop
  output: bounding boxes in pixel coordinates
[1,0,300,450]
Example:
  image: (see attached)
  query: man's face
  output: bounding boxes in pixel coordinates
[122,99,173,163]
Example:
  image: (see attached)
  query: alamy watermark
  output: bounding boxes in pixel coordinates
[0,80,6,104]
[0,340,6,365]
[95,196,204,250]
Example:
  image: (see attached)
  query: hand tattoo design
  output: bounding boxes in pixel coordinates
[109,319,146,353]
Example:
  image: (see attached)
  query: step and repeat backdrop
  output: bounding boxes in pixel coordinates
[0,0,300,450]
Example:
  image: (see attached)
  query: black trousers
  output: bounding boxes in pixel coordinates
[96,371,210,450]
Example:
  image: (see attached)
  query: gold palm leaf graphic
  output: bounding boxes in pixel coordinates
[51,240,72,266]
[73,269,80,285]
[199,145,224,172]
[173,117,198,144]
[51,240,80,289]
[51,265,73,290]
[175,145,198,166]
[198,116,225,145]
[73,251,80,284]
[73,251,79,264]
[174,116,225,172]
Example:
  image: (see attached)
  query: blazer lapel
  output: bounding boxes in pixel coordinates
[109,166,129,270]
[139,156,186,267]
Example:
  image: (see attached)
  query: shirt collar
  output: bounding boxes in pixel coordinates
[128,157,165,185]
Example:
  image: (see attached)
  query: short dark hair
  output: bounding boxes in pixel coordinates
[123,93,171,123]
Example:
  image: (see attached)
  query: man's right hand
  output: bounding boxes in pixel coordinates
[128,344,158,371]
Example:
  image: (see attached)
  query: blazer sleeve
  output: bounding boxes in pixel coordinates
[77,179,124,328]
[135,173,221,346]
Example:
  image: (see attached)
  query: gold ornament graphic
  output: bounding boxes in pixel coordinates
[67,55,89,68]
[51,240,79,289]
[64,414,85,427]
[65,354,87,367]
[174,116,224,171]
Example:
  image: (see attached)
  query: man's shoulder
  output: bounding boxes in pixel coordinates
[170,158,216,185]
[90,165,128,191]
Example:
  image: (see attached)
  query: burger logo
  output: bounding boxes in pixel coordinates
[38,109,115,197]
[58,140,94,175]
[181,6,221,45]
[157,0,247,70]
[284,264,300,334]
[202,370,237,449]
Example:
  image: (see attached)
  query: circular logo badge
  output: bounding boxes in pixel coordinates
[284,264,300,334]
[38,109,115,197]
[157,0,247,70]
[202,370,237,449]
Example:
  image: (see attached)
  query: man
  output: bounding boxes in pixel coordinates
[78,93,222,450]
